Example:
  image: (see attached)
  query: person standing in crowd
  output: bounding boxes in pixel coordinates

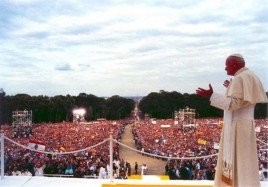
[165,162,169,175]
[180,162,191,180]
[65,162,74,175]
[113,158,120,177]
[260,163,268,181]
[21,168,32,176]
[126,162,131,176]
[116,170,128,179]
[34,162,46,176]
[11,166,22,176]
[205,165,215,180]
[98,163,107,179]
[167,164,177,180]
[141,164,147,175]
[26,158,35,176]
[196,53,267,187]
[134,162,138,175]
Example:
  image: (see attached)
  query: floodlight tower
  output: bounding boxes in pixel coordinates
[72,108,86,123]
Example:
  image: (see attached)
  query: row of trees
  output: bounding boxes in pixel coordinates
[138,90,267,119]
[1,93,135,124]
[1,90,266,125]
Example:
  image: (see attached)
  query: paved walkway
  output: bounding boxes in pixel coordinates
[118,124,166,175]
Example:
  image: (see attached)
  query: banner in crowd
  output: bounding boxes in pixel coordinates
[183,124,196,128]
[161,124,170,128]
[198,138,207,145]
[59,146,66,152]
[214,142,220,149]
[28,139,46,151]
[255,126,261,132]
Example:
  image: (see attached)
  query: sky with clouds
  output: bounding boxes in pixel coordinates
[0,0,267,97]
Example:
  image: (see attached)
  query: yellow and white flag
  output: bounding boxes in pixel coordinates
[198,138,206,145]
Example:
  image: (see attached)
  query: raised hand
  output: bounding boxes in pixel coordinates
[223,79,231,88]
[196,84,213,98]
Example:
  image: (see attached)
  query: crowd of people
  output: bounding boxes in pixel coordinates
[1,120,130,179]
[11,125,33,139]
[0,118,267,181]
[133,118,268,180]
[133,118,221,158]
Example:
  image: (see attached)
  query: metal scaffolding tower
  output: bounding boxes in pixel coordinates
[174,106,196,125]
[12,110,33,138]
[12,110,32,127]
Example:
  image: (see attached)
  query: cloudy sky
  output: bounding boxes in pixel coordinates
[0,0,267,97]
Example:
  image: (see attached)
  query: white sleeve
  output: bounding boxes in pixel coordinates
[210,93,231,110]
[210,92,249,111]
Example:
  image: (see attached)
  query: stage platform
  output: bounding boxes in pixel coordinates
[0,176,267,187]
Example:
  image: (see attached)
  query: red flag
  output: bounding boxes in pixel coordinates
[28,139,46,151]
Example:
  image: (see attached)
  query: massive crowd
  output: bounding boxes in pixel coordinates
[0,118,267,181]
[133,118,221,158]
[133,118,268,180]
[1,120,130,179]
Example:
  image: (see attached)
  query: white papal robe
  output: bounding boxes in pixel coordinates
[210,67,267,187]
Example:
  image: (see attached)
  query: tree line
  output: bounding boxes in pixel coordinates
[0,90,266,125]
[138,90,267,119]
[0,92,135,124]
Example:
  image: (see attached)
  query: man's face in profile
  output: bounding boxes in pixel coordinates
[225,58,236,76]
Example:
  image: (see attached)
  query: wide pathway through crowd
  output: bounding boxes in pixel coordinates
[118,123,166,175]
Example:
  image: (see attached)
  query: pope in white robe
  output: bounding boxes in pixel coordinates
[196,54,267,187]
